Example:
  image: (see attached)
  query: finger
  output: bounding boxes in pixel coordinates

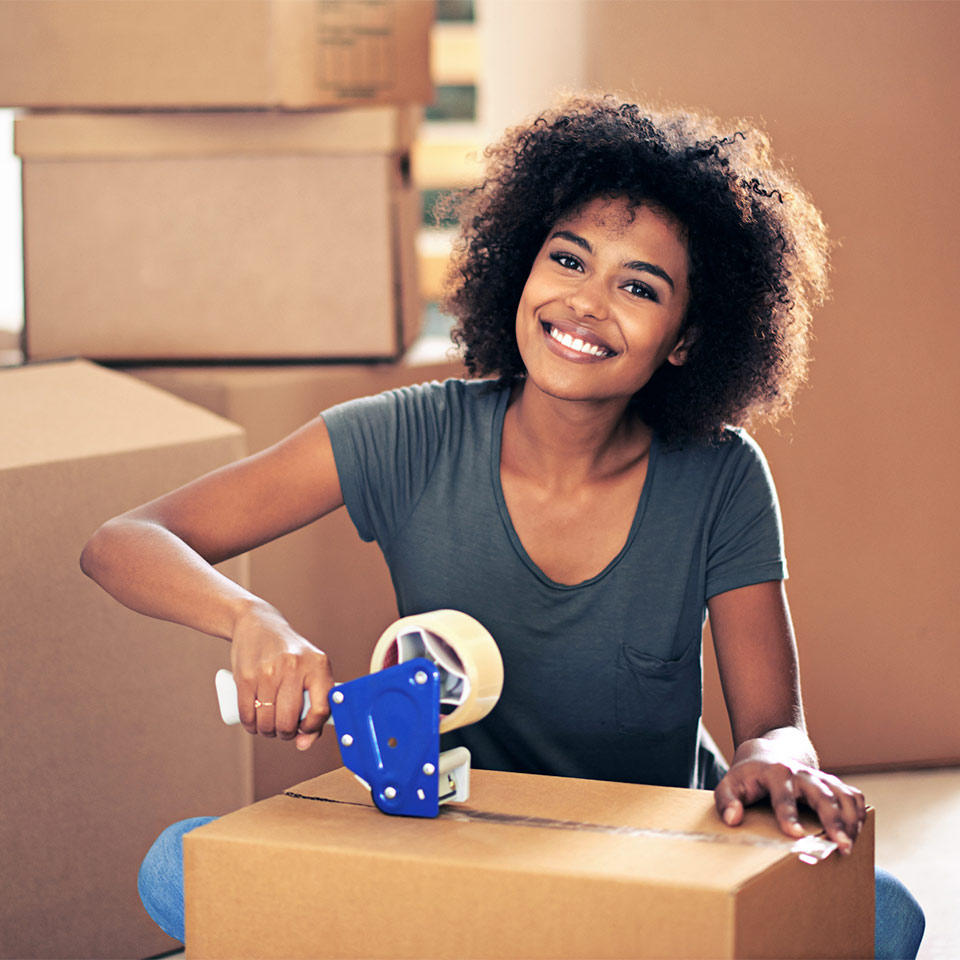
[768,776,807,838]
[821,776,867,838]
[234,671,258,735]
[299,668,333,736]
[796,777,853,854]
[714,776,746,826]
[274,673,305,740]
[295,730,320,752]
[831,784,865,840]
[254,687,280,737]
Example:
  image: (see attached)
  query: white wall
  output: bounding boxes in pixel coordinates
[477,0,587,143]
[0,109,22,335]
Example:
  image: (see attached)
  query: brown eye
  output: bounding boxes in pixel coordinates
[550,251,583,271]
[624,279,659,302]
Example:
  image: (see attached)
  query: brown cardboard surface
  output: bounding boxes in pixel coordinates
[582,1,960,770]
[127,356,466,798]
[0,0,433,110]
[184,768,874,959]
[14,105,421,159]
[0,360,254,959]
[18,110,421,362]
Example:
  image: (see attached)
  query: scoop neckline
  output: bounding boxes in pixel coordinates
[489,387,659,591]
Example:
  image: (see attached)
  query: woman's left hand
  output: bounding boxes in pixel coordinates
[714,748,867,854]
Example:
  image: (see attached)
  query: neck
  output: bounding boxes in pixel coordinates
[503,381,652,488]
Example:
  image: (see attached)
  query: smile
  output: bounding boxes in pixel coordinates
[543,322,615,359]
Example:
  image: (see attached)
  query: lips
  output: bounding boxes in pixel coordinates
[540,320,617,359]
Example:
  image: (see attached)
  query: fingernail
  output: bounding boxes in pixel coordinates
[723,807,738,825]
[836,830,852,853]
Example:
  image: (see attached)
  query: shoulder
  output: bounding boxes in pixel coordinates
[660,426,771,471]
[321,377,507,453]
[328,377,500,417]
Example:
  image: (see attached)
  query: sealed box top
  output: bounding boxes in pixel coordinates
[243,767,804,889]
[185,767,874,959]
[1,360,242,470]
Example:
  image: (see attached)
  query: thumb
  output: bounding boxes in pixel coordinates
[295,730,320,751]
[715,777,746,827]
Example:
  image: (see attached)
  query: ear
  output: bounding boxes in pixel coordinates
[667,327,697,367]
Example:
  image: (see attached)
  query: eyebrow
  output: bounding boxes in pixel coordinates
[550,229,676,291]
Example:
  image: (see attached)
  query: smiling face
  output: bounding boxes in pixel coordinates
[515,195,692,408]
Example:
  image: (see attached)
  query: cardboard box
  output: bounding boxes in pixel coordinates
[185,767,875,959]
[128,355,466,799]
[0,360,253,960]
[0,0,433,110]
[17,108,422,362]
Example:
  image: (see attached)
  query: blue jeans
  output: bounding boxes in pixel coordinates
[141,818,925,957]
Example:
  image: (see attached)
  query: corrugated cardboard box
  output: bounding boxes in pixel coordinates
[0,0,433,110]
[185,767,875,959]
[0,360,253,960]
[128,355,466,798]
[17,108,422,361]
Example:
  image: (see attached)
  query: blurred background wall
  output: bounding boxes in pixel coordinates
[471,0,960,770]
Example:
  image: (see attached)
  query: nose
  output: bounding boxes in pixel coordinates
[564,271,608,321]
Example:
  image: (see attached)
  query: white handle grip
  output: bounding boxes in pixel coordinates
[215,669,312,725]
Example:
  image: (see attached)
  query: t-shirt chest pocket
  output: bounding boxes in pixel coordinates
[615,638,701,737]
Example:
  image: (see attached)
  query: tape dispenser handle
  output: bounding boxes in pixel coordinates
[215,669,316,726]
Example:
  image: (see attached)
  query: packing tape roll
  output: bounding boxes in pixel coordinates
[369,609,503,734]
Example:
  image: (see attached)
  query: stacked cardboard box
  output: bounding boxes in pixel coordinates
[3,0,433,362]
[16,107,423,361]
[1,7,446,954]
[0,360,253,959]
[0,0,433,110]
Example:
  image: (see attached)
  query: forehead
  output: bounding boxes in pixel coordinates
[555,195,686,243]
[551,195,690,281]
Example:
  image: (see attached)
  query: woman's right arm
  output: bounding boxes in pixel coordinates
[80,415,344,750]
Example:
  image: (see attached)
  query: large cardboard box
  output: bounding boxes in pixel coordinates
[128,355,466,798]
[0,0,433,110]
[0,360,253,960]
[185,767,875,959]
[17,108,422,361]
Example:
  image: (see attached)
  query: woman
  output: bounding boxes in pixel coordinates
[81,95,924,957]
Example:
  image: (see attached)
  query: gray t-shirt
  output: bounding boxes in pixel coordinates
[322,379,786,789]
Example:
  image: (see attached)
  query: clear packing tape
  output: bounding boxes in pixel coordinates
[283,788,840,864]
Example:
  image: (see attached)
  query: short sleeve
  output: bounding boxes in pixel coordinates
[704,431,787,598]
[321,382,450,545]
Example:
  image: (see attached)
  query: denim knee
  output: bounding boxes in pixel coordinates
[875,867,925,960]
[138,816,217,943]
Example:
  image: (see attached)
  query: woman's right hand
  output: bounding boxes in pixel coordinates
[230,601,335,751]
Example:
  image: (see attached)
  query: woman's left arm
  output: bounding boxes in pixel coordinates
[709,580,866,853]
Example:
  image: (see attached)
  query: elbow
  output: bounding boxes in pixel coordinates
[79,518,121,582]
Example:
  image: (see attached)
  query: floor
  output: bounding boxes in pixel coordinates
[151,767,959,960]
[845,766,960,960]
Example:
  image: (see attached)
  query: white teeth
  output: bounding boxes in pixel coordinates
[548,325,610,358]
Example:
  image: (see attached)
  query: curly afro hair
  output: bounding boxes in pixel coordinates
[440,94,830,444]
